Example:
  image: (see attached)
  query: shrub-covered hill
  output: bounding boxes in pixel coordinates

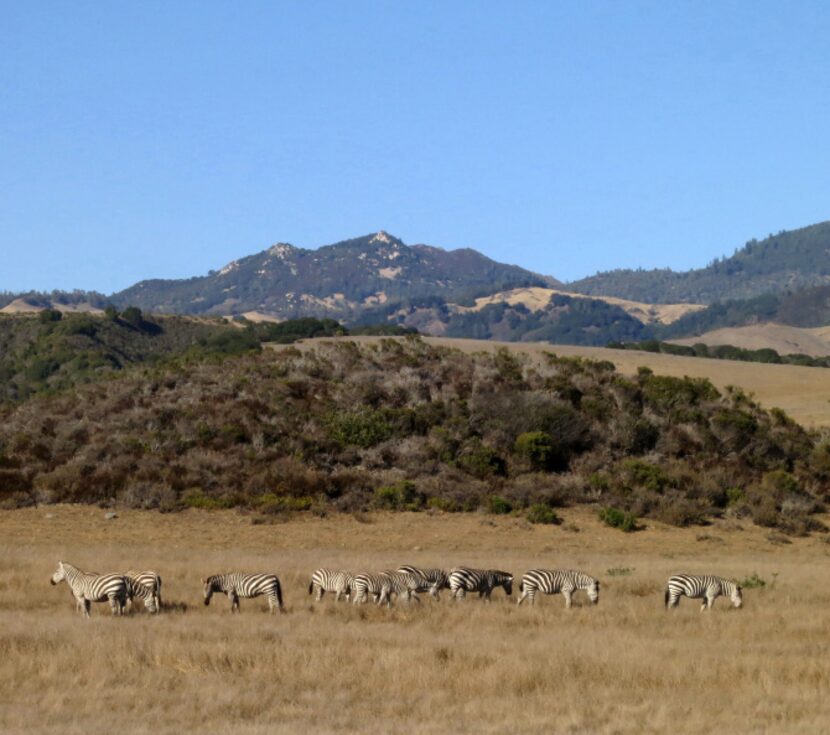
[1,338,827,534]
[0,310,246,404]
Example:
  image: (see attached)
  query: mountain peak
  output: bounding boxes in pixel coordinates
[268,243,297,259]
[369,231,399,245]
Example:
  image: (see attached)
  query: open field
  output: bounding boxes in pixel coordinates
[2,506,829,734]
[282,336,830,428]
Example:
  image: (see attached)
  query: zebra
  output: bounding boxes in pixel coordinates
[351,571,422,607]
[202,572,285,614]
[396,566,450,600]
[516,569,599,608]
[448,567,513,601]
[124,570,162,614]
[665,574,743,611]
[308,569,354,602]
[50,561,129,617]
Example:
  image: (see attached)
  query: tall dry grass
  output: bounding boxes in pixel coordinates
[1,506,829,734]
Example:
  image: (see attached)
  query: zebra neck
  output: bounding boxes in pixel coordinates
[62,564,86,588]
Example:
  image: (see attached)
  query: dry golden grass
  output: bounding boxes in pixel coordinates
[2,506,829,734]
[284,336,830,428]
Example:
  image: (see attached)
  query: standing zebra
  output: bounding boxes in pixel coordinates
[665,574,743,611]
[125,570,162,614]
[351,571,422,607]
[50,561,129,617]
[396,566,450,599]
[308,569,354,602]
[202,573,285,614]
[448,567,513,601]
[516,569,599,608]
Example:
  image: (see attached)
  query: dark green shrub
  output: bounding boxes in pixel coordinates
[599,506,639,532]
[373,480,424,511]
[514,431,556,471]
[38,308,62,323]
[487,495,513,514]
[327,408,393,448]
[456,442,506,478]
[526,503,561,525]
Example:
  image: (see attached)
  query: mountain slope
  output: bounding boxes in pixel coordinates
[112,232,560,318]
[568,220,830,304]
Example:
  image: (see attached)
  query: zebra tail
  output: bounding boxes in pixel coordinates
[519,581,524,593]
[308,579,314,595]
[664,587,670,608]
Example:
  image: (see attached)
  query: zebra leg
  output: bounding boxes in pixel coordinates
[703,593,716,611]
[516,587,530,606]
[83,598,91,618]
[315,586,324,602]
[109,595,121,616]
[563,590,573,609]
[230,591,240,613]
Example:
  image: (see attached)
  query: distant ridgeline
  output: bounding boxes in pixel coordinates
[568,221,830,304]
[608,340,830,368]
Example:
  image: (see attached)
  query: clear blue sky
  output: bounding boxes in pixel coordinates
[2,1,829,294]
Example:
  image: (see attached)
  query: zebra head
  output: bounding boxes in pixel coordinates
[202,576,218,606]
[500,573,513,596]
[587,579,600,605]
[50,561,67,586]
[730,584,743,609]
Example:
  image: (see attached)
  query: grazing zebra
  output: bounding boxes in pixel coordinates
[665,574,743,611]
[125,570,162,614]
[448,567,513,601]
[396,566,450,599]
[50,561,129,617]
[351,571,422,607]
[516,569,599,608]
[202,573,285,614]
[308,569,354,602]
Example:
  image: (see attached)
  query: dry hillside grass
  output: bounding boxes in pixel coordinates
[457,286,705,325]
[287,336,830,428]
[672,323,830,357]
[2,506,829,734]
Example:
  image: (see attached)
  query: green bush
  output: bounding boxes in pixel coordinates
[515,431,557,471]
[487,495,513,514]
[327,408,393,448]
[373,480,424,511]
[598,506,639,532]
[526,503,561,525]
[456,442,506,478]
[739,572,766,589]
[38,308,62,323]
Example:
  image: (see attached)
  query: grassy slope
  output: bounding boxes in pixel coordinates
[2,506,828,734]
[298,336,830,428]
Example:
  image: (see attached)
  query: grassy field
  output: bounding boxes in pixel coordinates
[283,336,830,428]
[2,506,829,734]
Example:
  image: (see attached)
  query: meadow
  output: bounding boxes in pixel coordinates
[2,505,829,734]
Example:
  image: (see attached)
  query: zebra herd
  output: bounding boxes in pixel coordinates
[50,561,744,616]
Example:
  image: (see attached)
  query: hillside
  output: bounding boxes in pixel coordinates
[111,231,559,318]
[1,336,825,537]
[671,324,830,358]
[299,336,830,428]
[568,221,830,304]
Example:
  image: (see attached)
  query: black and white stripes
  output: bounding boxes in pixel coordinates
[396,566,450,599]
[448,567,513,600]
[50,561,129,617]
[309,569,354,602]
[665,574,743,611]
[125,570,163,613]
[203,572,286,613]
[516,569,599,608]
